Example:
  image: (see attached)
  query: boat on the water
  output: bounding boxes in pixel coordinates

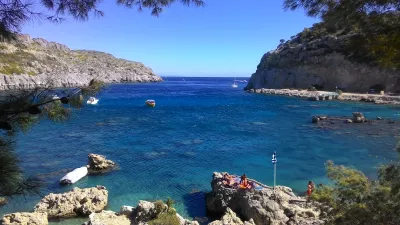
[231,78,238,88]
[87,97,99,105]
[146,99,156,107]
[51,94,60,100]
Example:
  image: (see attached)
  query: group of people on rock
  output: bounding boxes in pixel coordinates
[222,173,258,190]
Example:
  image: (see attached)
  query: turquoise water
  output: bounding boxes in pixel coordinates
[1,77,400,224]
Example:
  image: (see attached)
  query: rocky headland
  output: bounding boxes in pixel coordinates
[206,172,325,225]
[0,34,162,90]
[244,27,400,94]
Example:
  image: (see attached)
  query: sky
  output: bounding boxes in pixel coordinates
[22,1,319,77]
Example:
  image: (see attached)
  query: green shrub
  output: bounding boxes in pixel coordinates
[148,210,180,225]
[337,89,343,95]
[165,197,174,211]
[0,63,25,75]
[154,200,166,215]
[27,71,36,76]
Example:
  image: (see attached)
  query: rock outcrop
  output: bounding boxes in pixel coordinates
[84,210,130,225]
[352,112,366,123]
[206,172,324,225]
[83,200,199,225]
[34,186,108,218]
[0,34,162,90]
[1,212,48,225]
[245,33,400,93]
[87,153,116,174]
[208,208,255,225]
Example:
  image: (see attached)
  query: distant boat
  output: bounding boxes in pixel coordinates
[51,94,60,100]
[231,77,238,88]
[243,80,247,83]
[87,97,99,105]
[146,99,156,107]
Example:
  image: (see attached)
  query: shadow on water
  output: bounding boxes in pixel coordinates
[182,191,209,225]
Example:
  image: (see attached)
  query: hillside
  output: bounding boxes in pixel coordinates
[245,23,400,93]
[0,35,162,90]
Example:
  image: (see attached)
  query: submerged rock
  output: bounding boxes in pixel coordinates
[34,186,108,218]
[2,212,48,225]
[84,210,130,225]
[206,172,324,225]
[87,154,116,174]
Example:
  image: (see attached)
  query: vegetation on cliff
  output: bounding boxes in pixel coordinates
[283,0,400,70]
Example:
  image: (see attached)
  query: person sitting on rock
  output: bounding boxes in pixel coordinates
[222,173,235,187]
[239,174,251,189]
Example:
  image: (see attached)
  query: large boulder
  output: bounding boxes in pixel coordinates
[352,112,366,123]
[208,208,255,225]
[84,210,130,225]
[206,172,324,225]
[87,154,116,174]
[2,212,48,225]
[34,186,108,218]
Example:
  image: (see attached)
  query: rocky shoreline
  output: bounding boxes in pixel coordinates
[246,88,400,105]
[1,172,325,225]
[0,34,162,90]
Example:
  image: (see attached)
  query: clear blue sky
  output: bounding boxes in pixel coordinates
[22,0,318,77]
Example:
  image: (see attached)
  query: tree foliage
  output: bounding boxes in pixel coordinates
[312,159,400,225]
[283,0,400,69]
[0,80,104,198]
[0,0,205,40]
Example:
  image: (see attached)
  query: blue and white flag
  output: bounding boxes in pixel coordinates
[272,152,277,164]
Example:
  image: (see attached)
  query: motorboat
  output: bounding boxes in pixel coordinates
[146,99,156,107]
[87,97,99,105]
[51,94,60,100]
[231,78,238,88]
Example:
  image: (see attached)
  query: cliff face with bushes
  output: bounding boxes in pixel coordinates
[0,35,162,90]
[245,27,400,93]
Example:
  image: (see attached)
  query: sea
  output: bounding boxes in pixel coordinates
[1,77,399,224]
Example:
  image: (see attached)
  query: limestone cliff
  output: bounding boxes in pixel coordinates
[0,34,162,90]
[245,33,400,93]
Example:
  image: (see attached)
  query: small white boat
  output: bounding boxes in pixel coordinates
[231,77,238,88]
[87,97,99,105]
[60,167,88,184]
[51,94,60,100]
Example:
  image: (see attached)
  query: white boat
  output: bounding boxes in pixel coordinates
[60,166,88,184]
[231,78,238,88]
[87,97,99,105]
[51,94,60,100]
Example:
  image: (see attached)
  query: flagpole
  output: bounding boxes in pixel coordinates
[274,161,276,192]
[272,151,277,192]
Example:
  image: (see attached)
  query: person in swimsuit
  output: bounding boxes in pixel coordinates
[222,173,235,187]
[240,174,251,189]
[307,181,315,200]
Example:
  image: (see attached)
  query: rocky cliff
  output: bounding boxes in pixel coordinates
[245,32,400,93]
[0,34,162,90]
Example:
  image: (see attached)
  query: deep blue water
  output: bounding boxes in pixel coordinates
[1,77,400,224]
